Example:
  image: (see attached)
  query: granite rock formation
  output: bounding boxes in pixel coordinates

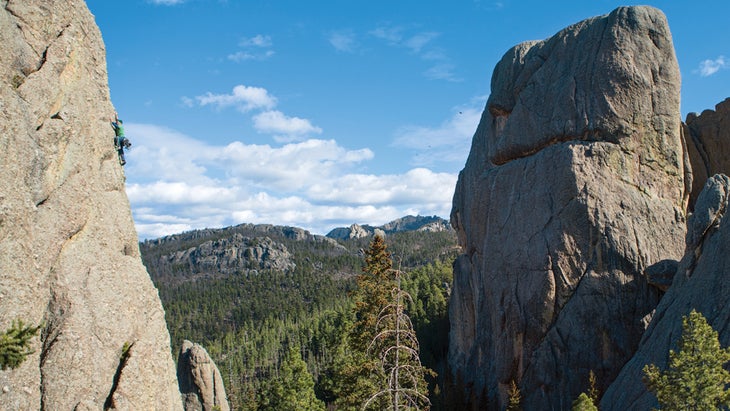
[0,1,181,409]
[326,215,451,239]
[156,234,296,277]
[327,223,373,239]
[684,98,730,208]
[449,6,688,409]
[144,222,344,250]
[602,174,730,410]
[178,340,230,411]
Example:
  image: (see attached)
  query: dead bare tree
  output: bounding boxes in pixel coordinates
[363,268,432,411]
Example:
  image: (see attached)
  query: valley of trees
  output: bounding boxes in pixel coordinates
[142,221,730,410]
[141,223,458,410]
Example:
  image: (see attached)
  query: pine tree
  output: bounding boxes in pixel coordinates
[571,393,598,411]
[587,370,599,405]
[0,319,40,370]
[643,309,730,410]
[259,345,325,411]
[351,235,395,351]
[334,235,396,410]
[506,379,522,411]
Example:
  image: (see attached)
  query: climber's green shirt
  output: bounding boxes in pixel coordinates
[112,121,124,137]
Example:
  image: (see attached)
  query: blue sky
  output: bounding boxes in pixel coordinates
[85,0,730,239]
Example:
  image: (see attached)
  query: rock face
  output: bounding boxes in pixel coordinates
[144,222,344,249]
[327,223,373,239]
[326,215,451,239]
[449,6,688,410]
[684,98,730,208]
[0,1,181,409]
[602,174,730,410]
[178,340,230,411]
[157,234,296,277]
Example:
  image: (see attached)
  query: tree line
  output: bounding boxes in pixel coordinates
[142,228,457,409]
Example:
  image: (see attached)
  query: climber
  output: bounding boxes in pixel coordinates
[111,114,131,165]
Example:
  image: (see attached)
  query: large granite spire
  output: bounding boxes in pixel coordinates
[0,1,181,409]
[449,6,688,409]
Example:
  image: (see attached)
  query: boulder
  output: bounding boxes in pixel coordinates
[644,259,678,292]
[0,1,181,409]
[449,6,688,409]
[178,340,230,411]
[602,174,730,410]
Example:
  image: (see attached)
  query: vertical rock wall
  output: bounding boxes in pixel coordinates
[602,174,730,410]
[684,98,730,208]
[449,6,688,409]
[0,1,181,409]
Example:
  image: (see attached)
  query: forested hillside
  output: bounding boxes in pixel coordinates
[140,220,458,409]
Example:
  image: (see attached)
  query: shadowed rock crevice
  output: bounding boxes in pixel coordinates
[104,342,134,410]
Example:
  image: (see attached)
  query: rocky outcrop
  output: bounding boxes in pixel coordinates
[0,1,181,409]
[144,222,345,250]
[449,6,688,410]
[178,340,230,411]
[159,234,296,276]
[602,174,730,410]
[684,98,730,209]
[327,223,373,239]
[326,215,451,239]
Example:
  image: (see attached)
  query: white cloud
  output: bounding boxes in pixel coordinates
[370,26,404,44]
[190,85,321,142]
[195,85,277,112]
[370,25,457,81]
[228,34,274,62]
[328,30,357,53]
[228,50,275,62]
[393,98,484,166]
[252,110,323,141]
[306,168,456,206]
[424,63,461,82]
[127,181,238,205]
[697,56,729,77]
[403,32,440,53]
[239,34,272,48]
[123,123,454,239]
[180,96,194,108]
[370,25,439,53]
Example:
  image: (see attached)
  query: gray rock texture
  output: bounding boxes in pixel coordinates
[0,1,181,409]
[329,223,372,239]
[602,174,730,410]
[160,234,296,277]
[178,340,230,411]
[684,98,730,208]
[449,6,688,410]
[326,215,451,239]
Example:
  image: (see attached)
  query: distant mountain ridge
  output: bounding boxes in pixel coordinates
[140,216,458,410]
[140,216,453,287]
[142,222,339,249]
[326,215,451,240]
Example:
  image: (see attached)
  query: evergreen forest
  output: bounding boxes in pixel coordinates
[140,221,458,410]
